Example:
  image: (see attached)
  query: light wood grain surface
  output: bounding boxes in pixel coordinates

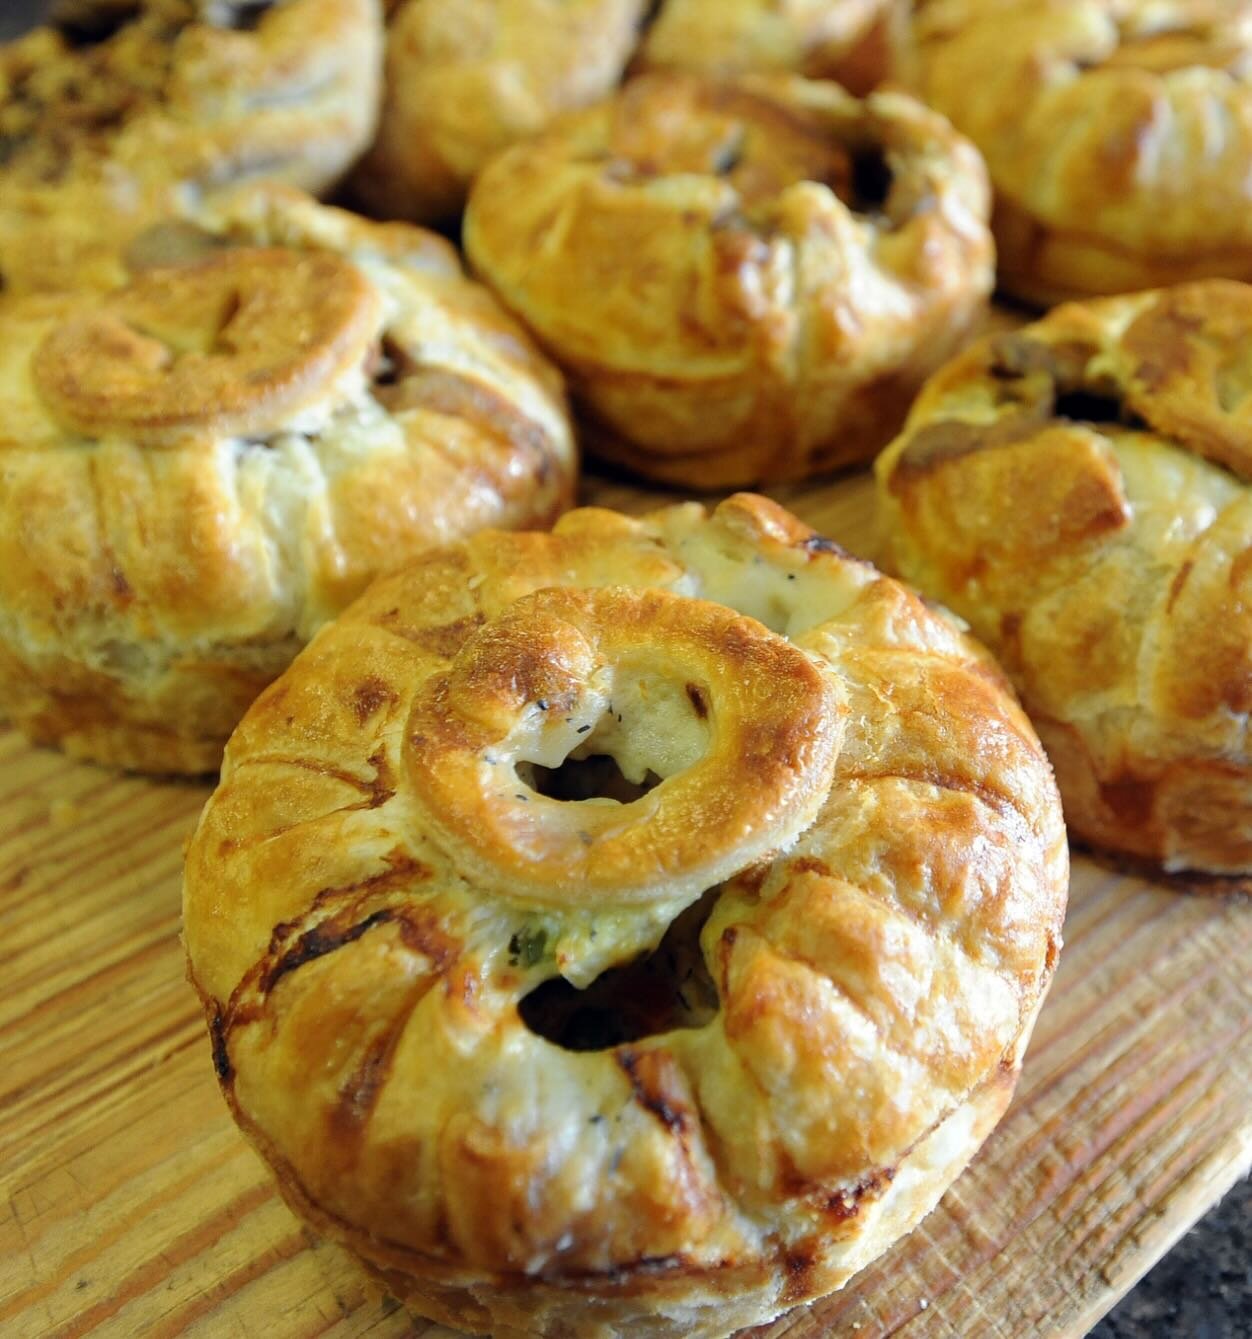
[1,470,1250,1339]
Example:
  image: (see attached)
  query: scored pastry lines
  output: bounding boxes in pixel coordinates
[33,248,383,444]
[192,499,1064,1299]
[878,280,1252,875]
[0,185,578,770]
[903,1,1252,301]
[464,72,994,485]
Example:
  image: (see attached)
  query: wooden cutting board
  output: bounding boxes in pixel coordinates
[1,469,1249,1339]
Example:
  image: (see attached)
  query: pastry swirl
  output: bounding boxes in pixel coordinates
[0,185,576,773]
[464,72,993,487]
[184,493,1067,1337]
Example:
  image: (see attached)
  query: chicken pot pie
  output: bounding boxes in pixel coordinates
[464,73,993,488]
[0,0,383,294]
[349,0,646,224]
[637,0,903,95]
[878,279,1252,882]
[901,0,1252,305]
[184,493,1067,1338]
[0,185,575,774]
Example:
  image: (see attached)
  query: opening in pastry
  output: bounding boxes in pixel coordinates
[988,335,1147,431]
[369,335,405,392]
[518,888,720,1051]
[849,145,893,214]
[202,0,276,32]
[518,754,662,805]
[711,129,747,177]
[1052,388,1128,425]
[50,0,142,48]
[1050,380,1147,433]
[509,672,712,815]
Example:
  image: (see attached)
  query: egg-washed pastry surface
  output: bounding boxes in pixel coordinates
[351,0,646,223]
[353,1,902,226]
[0,185,575,775]
[0,0,383,294]
[183,493,1067,1338]
[878,279,1252,881]
[464,73,993,488]
[637,0,903,94]
[901,0,1252,305]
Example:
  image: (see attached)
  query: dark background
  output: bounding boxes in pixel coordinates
[1,2,1247,1335]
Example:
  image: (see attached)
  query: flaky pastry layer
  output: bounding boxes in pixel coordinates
[901,0,1252,304]
[464,72,993,487]
[878,278,1252,879]
[0,0,383,294]
[0,185,576,773]
[353,1,902,225]
[184,493,1067,1336]
[637,0,902,94]
[351,0,645,223]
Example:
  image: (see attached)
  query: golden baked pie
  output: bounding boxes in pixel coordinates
[349,0,646,223]
[183,493,1067,1337]
[0,185,575,774]
[901,0,1252,305]
[352,2,905,226]
[637,0,903,95]
[464,72,993,488]
[877,279,1252,881]
[0,0,383,294]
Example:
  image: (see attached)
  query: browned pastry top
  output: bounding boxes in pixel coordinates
[353,0,900,225]
[184,493,1067,1336]
[0,185,576,773]
[637,0,901,92]
[0,0,383,293]
[32,248,382,442]
[351,0,644,222]
[407,584,840,906]
[902,0,1252,302]
[465,72,993,486]
[878,279,1252,876]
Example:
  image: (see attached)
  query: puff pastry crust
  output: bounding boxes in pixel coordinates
[0,185,575,774]
[353,1,903,226]
[877,279,1252,880]
[350,0,645,223]
[464,72,993,487]
[0,0,383,294]
[183,493,1067,1337]
[637,0,902,95]
[902,0,1252,305]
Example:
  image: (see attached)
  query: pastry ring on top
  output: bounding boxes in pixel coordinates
[183,493,1067,1338]
[877,278,1252,881]
[0,0,383,295]
[901,0,1252,305]
[0,184,575,775]
[464,72,993,488]
[349,0,646,224]
[637,0,903,95]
